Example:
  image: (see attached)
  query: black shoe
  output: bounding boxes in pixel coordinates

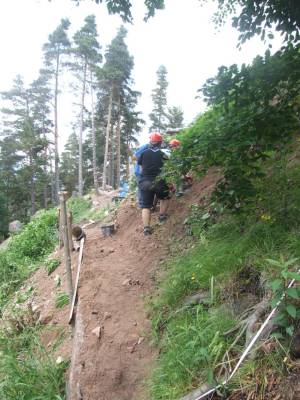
[143,226,153,236]
[158,214,168,223]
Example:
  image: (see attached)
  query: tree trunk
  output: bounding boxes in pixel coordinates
[115,92,121,188]
[111,123,115,189]
[29,151,36,215]
[90,69,99,195]
[43,125,48,209]
[78,61,87,196]
[126,136,130,180]
[102,88,113,190]
[54,50,60,204]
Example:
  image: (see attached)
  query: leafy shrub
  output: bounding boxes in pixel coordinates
[0,209,58,307]
[7,209,57,262]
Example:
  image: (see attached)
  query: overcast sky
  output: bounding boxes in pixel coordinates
[0,0,282,148]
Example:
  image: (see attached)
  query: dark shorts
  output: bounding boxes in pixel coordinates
[138,177,170,209]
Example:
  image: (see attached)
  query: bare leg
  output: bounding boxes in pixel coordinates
[159,199,169,215]
[142,208,151,227]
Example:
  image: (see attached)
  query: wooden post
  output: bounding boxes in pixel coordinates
[59,191,74,300]
[67,211,74,253]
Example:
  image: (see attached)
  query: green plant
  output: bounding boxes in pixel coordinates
[55,292,69,308]
[0,327,68,400]
[45,258,60,275]
[267,257,300,337]
[0,208,58,307]
[67,196,92,223]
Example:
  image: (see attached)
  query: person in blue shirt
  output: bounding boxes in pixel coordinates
[133,143,149,206]
[134,143,149,179]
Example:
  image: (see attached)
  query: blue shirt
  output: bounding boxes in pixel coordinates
[134,144,149,177]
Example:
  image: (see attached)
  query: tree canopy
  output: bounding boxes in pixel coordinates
[205,0,300,45]
[71,0,165,22]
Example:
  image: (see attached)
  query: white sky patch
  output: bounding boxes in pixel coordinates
[0,0,283,148]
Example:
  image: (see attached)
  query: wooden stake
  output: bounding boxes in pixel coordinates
[67,211,74,253]
[59,191,74,300]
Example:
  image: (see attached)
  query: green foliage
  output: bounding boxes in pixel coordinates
[149,65,169,132]
[268,257,300,338]
[0,209,58,307]
[150,161,300,398]
[165,45,300,213]
[205,0,300,46]
[67,196,92,222]
[8,209,57,261]
[150,308,234,399]
[55,292,70,308]
[45,258,60,275]
[0,327,67,400]
[71,0,165,22]
[167,106,184,130]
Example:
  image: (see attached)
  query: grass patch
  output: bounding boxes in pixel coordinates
[45,258,60,275]
[55,292,70,308]
[149,161,300,399]
[0,326,68,400]
[0,209,58,307]
[67,196,110,223]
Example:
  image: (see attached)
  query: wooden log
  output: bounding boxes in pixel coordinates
[69,237,85,324]
[59,191,74,300]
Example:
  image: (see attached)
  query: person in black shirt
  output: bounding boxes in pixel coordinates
[137,132,170,236]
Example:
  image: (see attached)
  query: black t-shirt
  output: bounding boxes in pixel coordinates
[138,148,167,178]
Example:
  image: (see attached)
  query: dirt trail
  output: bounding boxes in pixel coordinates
[68,169,220,400]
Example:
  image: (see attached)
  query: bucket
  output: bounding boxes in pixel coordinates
[101,224,115,237]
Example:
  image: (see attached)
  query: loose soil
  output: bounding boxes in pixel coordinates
[21,169,220,400]
[68,169,219,400]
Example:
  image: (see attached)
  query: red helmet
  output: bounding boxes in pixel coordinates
[149,132,163,142]
[169,139,181,147]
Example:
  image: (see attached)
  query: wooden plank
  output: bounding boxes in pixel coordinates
[68,237,85,324]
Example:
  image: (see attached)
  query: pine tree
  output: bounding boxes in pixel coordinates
[72,15,102,196]
[149,65,168,132]
[1,76,48,216]
[167,106,184,129]
[60,131,79,194]
[100,26,134,189]
[30,72,53,208]
[42,18,71,203]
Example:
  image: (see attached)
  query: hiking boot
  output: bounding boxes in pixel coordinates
[143,226,153,236]
[158,214,168,223]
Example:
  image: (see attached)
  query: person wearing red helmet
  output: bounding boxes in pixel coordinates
[169,138,181,148]
[137,132,170,235]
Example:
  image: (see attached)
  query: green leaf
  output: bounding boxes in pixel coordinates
[286,272,300,281]
[270,332,284,339]
[266,258,282,268]
[270,279,283,292]
[286,325,294,337]
[284,258,299,267]
[286,288,299,299]
[286,304,297,319]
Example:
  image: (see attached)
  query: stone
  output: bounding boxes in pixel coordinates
[38,311,53,325]
[104,312,112,320]
[56,356,64,364]
[8,220,22,234]
[138,337,145,345]
[122,278,131,286]
[92,326,102,339]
